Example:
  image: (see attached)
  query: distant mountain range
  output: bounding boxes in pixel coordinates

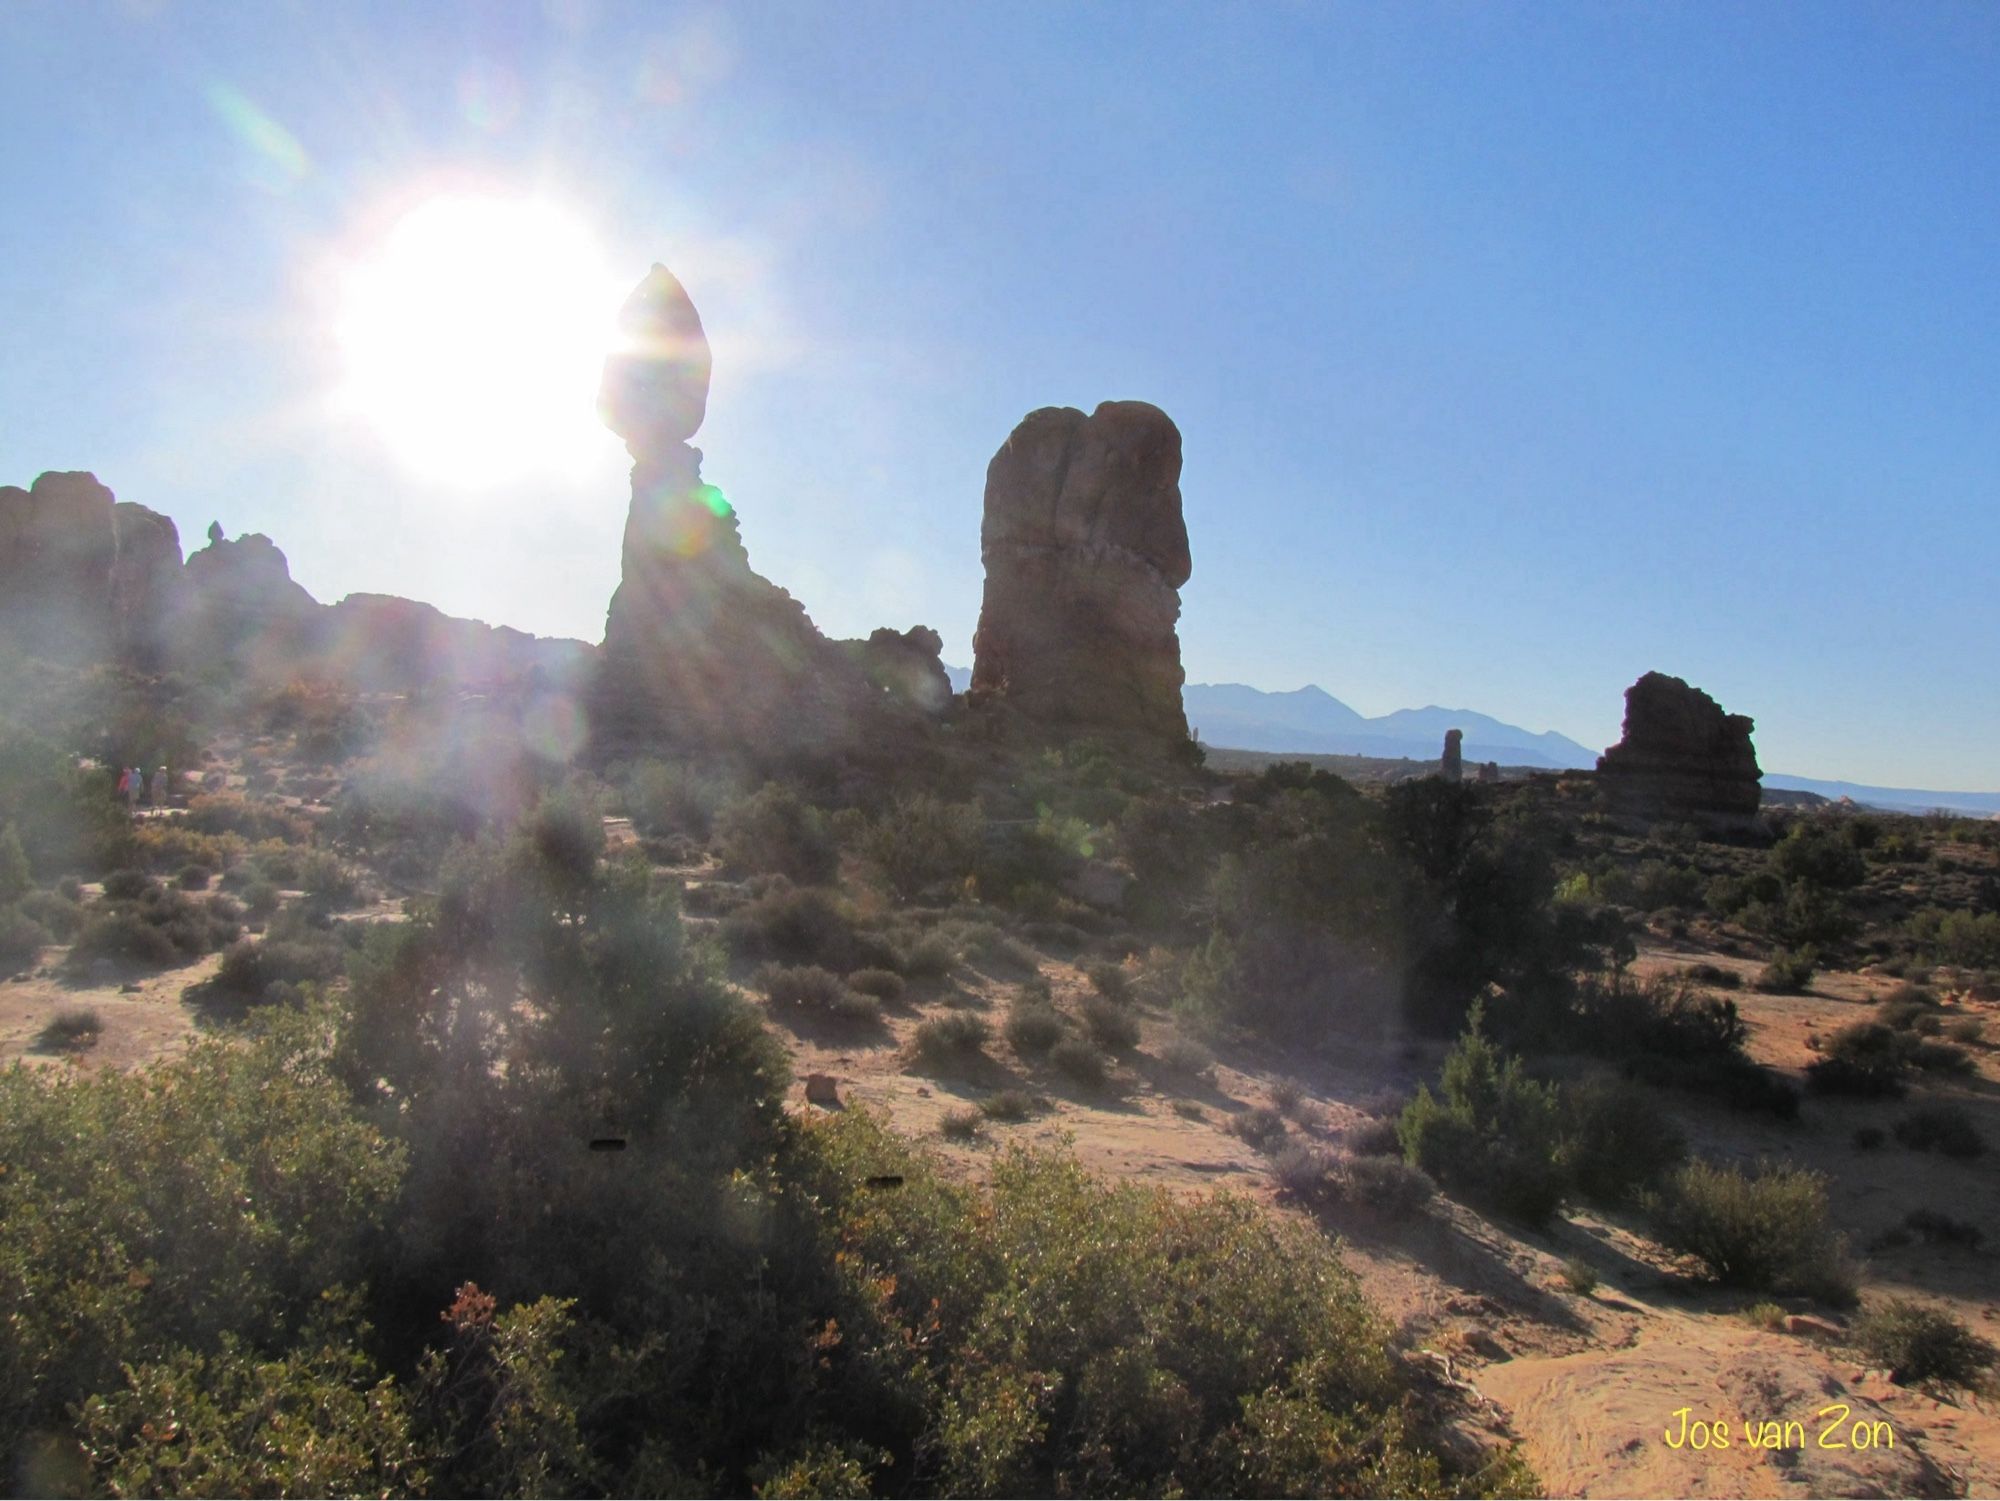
[941,667,1998,817]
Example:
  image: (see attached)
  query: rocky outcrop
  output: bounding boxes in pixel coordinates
[179,531,322,671]
[0,472,187,667]
[1596,671,1761,827]
[587,264,907,756]
[1441,728,1463,783]
[846,626,951,715]
[970,402,1191,747]
[324,594,591,694]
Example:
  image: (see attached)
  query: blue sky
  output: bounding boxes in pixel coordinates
[3,1,1996,788]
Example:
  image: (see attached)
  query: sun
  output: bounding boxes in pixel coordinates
[335,194,624,484]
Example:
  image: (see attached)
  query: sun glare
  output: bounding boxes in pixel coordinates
[335,194,623,484]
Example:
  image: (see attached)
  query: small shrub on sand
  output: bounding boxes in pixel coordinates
[1049,1035,1109,1088]
[1270,1143,1334,1200]
[1558,1258,1599,1296]
[979,1089,1035,1122]
[0,905,51,969]
[1893,1105,1984,1159]
[1079,993,1140,1051]
[1003,1000,1066,1056]
[912,1011,990,1066]
[1268,1077,1304,1116]
[938,1107,983,1141]
[1345,1116,1404,1159]
[1560,1077,1687,1207]
[1742,1301,1787,1331]
[37,1006,102,1050]
[900,932,957,980]
[1755,945,1818,993]
[1651,1160,1858,1305]
[1944,1016,1984,1045]
[723,886,858,969]
[846,967,905,1001]
[1083,959,1131,1002]
[1227,1105,1288,1153]
[1335,1154,1436,1217]
[1854,1298,1997,1388]
[1902,1208,1984,1249]
[1157,1033,1214,1080]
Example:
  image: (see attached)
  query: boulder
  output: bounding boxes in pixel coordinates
[970,402,1192,747]
[1596,671,1761,828]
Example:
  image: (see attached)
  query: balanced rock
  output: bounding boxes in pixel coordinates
[588,264,887,755]
[1441,728,1463,783]
[1597,671,1761,827]
[970,402,1192,746]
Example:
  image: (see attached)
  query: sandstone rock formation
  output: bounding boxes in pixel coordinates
[588,263,925,756]
[1596,671,1761,827]
[179,530,322,671]
[0,472,184,667]
[1441,728,1463,783]
[324,594,591,694]
[970,402,1191,747]
[1476,760,1500,784]
[847,626,951,715]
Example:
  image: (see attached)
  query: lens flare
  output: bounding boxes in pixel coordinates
[206,83,309,193]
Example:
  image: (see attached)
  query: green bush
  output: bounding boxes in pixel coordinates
[1003,999,1066,1056]
[1269,1142,1334,1199]
[1399,1005,1568,1222]
[1808,1021,1974,1096]
[860,794,982,900]
[979,1089,1035,1122]
[183,794,306,845]
[0,905,49,970]
[67,910,178,969]
[1080,993,1141,1051]
[1049,1035,1109,1088]
[756,963,879,1024]
[938,1107,983,1141]
[621,759,729,840]
[1227,1105,1289,1153]
[1334,1154,1437,1217]
[1853,1298,1997,1388]
[1559,1257,1600,1296]
[1755,945,1818,993]
[912,1011,991,1066]
[846,966,905,1000]
[1893,1105,1984,1159]
[900,931,957,980]
[1560,1077,1687,1207]
[15,888,82,940]
[1158,1033,1215,1079]
[0,825,28,905]
[722,884,861,969]
[1650,1160,1857,1304]
[716,783,838,884]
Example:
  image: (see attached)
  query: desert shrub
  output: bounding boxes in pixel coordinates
[1742,1300,1788,1331]
[1560,1077,1687,1207]
[15,888,82,940]
[1048,1035,1109,1087]
[1345,1115,1404,1159]
[1334,1154,1437,1216]
[175,862,212,890]
[1906,907,2000,970]
[239,877,281,919]
[1903,1208,1984,1249]
[1809,1021,1973,1096]
[102,868,156,901]
[900,931,957,980]
[1003,1000,1066,1056]
[1770,821,1867,890]
[1944,1016,1984,1044]
[296,849,364,909]
[1624,1050,1801,1119]
[757,963,878,1024]
[0,729,134,874]
[722,884,859,969]
[1079,993,1141,1051]
[182,793,306,844]
[1680,962,1742,990]
[1854,1298,1997,1388]
[1270,1142,1334,1199]
[1756,945,1818,993]
[56,875,82,902]
[1227,1105,1289,1153]
[846,967,905,1000]
[912,1011,990,1066]
[0,825,27,904]
[1083,958,1132,1003]
[1157,1033,1214,1079]
[0,905,50,969]
[1893,1105,1984,1159]
[621,758,729,840]
[979,1089,1035,1123]
[938,1107,983,1141]
[1650,1160,1858,1304]
[0,1019,405,1469]
[1559,1258,1599,1296]
[716,783,838,884]
[1399,1005,1567,1222]
[860,794,982,900]
[67,909,178,969]
[206,931,344,1011]
[1878,1000,1941,1034]
[1558,973,1746,1061]
[37,1006,102,1050]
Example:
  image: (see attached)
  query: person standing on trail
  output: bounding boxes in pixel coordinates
[115,767,131,802]
[125,768,141,810]
[148,766,168,806]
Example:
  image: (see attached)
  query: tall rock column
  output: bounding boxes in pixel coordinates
[1597,671,1762,828]
[970,401,1192,747]
[587,264,876,755]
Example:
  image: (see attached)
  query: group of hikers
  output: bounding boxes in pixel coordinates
[114,764,172,812]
